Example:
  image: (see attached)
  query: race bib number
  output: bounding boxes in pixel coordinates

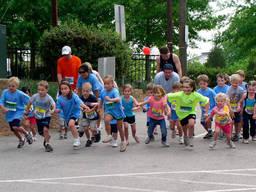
[230,103,238,111]
[180,106,192,112]
[5,101,17,111]
[216,115,230,125]
[64,77,74,85]
[85,110,98,120]
[34,106,46,119]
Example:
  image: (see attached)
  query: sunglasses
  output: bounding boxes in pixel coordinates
[79,71,86,74]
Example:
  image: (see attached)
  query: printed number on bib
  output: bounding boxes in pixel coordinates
[180,106,192,112]
[35,106,46,119]
[85,111,97,119]
[64,77,74,85]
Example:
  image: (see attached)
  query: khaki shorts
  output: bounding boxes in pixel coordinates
[79,118,97,129]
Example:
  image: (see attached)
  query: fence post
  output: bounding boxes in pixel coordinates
[145,55,151,82]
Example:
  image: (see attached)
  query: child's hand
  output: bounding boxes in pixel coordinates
[54,109,60,113]
[230,111,235,118]
[132,106,140,112]
[142,107,147,113]
[105,96,111,101]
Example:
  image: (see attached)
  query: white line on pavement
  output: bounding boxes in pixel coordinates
[1,168,256,183]
[25,180,168,192]
[195,188,256,192]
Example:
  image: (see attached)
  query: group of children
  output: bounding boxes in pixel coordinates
[1,69,255,152]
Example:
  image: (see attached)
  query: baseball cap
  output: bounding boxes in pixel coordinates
[163,63,173,71]
[62,46,71,55]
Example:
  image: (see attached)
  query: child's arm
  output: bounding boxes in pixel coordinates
[104,96,120,103]
[132,97,140,111]
[25,101,33,114]
[164,103,171,117]
[138,99,149,107]
[237,93,246,113]
[203,102,210,118]
[253,103,256,120]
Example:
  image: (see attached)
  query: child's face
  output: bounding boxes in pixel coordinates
[82,88,91,98]
[199,81,208,89]
[231,80,239,88]
[183,83,193,94]
[79,70,89,79]
[104,79,113,91]
[8,83,17,92]
[217,77,226,87]
[146,90,153,96]
[216,98,225,107]
[153,90,162,99]
[38,85,47,96]
[60,84,71,96]
[123,88,131,97]
[248,85,255,94]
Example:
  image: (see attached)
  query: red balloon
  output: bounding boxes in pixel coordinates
[143,47,151,55]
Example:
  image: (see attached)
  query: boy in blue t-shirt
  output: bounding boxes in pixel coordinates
[213,73,230,94]
[0,77,33,148]
[197,74,216,139]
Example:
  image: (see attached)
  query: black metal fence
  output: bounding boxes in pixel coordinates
[7,48,49,80]
[7,48,158,88]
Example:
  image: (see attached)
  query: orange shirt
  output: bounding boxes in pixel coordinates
[57,55,81,90]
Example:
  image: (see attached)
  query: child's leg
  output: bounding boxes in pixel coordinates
[117,119,124,142]
[43,126,50,143]
[177,121,182,137]
[188,119,195,138]
[249,115,255,139]
[243,113,249,140]
[103,114,113,142]
[124,121,129,142]
[170,120,176,138]
[159,119,167,142]
[148,118,156,139]
[69,119,79,139]
[84,127,90,140]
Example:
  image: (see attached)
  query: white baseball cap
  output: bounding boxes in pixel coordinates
[62,46,71,55]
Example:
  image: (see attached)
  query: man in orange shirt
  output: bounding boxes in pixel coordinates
[57,46,81,91]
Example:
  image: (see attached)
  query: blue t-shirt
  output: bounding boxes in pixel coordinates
[0,89,30,122]
[77,73,103,94]
[100,88,125,119]
[213,85,229,94]
[56,93,83,121]
[121,96,135,117]
[197,87,216,114]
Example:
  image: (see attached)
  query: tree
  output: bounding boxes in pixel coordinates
[206,46,226,68]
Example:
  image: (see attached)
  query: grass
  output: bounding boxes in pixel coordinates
[20,79,58,100]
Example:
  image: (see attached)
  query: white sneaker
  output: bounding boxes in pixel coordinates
[252,136,256,141]
[189,137,194,148]
[73,138,81,147]
[103,135,112,143]
[120,142,127,152]
[243,139,249,144]
[178,136,184,144]
[209,141,217,149]
[32,136,37,142]
[111,139,118,148]
[228,141,236,149]
[161,141,170,147]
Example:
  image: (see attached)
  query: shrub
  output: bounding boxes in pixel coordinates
[39,20,131,81]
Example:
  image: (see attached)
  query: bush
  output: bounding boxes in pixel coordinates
[187,60,254,87]
[39,20,131,82]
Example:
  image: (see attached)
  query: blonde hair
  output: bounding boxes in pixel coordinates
[197,74,209,83]
[180,76,190,84]
[146,83,154,91]
[83,62,93,73]
[172,82,182,90]
[215,93,229,102]
[82,82,92,91]
[236,70,245,78]
[8,77,20,87]
[230,74,241,83]
[153,85,166,97]
[38,80,49,90]
[123,84,133,92]
[103,75,114,83]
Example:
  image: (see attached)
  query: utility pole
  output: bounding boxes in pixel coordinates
[179,0,187,75]
[167,0,173,54]
[51,0,58,27]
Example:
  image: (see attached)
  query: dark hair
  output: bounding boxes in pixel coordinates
[159,47,169,54]
[152,84,166,97]
[59,80,73,99]
[163,64,173,71]
[183,79,196,92]
[21,86,31,94]
[79,64,90,73]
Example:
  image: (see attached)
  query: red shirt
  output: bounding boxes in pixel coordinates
[57,55,81,90]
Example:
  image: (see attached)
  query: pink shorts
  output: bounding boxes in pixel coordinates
[28,117,37,125]
[215,123,232,135]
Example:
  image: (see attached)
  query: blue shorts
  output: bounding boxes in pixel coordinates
[9,119,21,131]
[169,110,178,121]
[36,117,51,136]
[233,112,241,123]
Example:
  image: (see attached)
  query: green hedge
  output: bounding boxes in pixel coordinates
[187,60,254,87]
[39,20,131,81]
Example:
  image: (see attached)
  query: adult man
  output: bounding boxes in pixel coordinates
[154,64,180,93]
[156,47,182,77]
[57,46,81,90]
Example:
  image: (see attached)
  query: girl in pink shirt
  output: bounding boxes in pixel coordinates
[140,85,170,147]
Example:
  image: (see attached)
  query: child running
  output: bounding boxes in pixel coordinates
[56,81,89,149]
[239,81,256,143]
[168,82,183,144]
[139,85,170,147]
[26,81,56,152]
[79,82,99,147]
[0,77,33,148]
[213,73,230,94]
[21,87,37,141]
[122,84,140,144]
[167,79,209,148]
[206,93,236,149]
[100,75,127,152]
